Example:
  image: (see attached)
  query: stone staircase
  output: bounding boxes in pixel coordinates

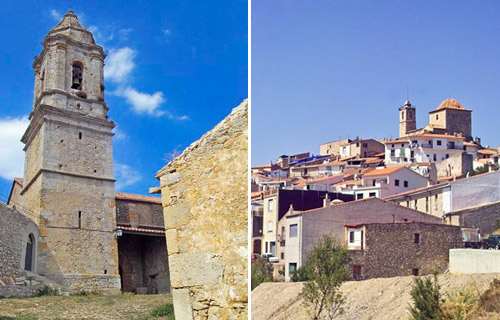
[22,271,74,295]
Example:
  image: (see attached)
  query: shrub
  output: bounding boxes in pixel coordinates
[442,285,479,320]
[290,266,310,282]
[251,257,273,290]
[408,274,444,320]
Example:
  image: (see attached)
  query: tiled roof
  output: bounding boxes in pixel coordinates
[362,165,405,177]
[478,149,499,156]
[251,164,272,169]
[115,192,162,204]
[383,182,448,199]
[435,98,466,111]
[332,180,362,187]
[117,225,165,234]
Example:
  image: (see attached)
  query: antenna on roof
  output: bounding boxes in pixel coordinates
[406,86,409,101]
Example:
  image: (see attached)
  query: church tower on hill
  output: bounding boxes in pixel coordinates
[20,10,120,292]
[399,99,416,137]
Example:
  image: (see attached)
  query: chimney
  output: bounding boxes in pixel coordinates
[323,194,330,207]
[288,204,294,215]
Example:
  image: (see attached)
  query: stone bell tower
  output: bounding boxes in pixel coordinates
[20,10,120,292]
[399,99,416,137]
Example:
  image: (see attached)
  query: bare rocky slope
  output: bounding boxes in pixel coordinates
[251,273,500,320]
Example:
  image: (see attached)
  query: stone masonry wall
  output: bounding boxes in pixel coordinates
[349,222,462,280]
[436,152,473,179]
[0,202,39,277]
[157,100,248,319]
[449,201,500,236]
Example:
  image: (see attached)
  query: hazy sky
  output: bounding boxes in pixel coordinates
[252,0,500,165]
[0,0,247,201]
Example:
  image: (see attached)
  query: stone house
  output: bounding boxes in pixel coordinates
[444,200,500,236]
[320,138,351,156]
[284,197,443,281]
[153,100,248,319]
[339,139,385,159]
[346,221,462,279]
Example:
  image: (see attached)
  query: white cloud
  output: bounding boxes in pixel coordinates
[0,117,29,181]
[104,47,136,83]
[119,28,133,40]
[178,115,189,121]
[50,9,60,21]
[114,163,141,190]
[118,87,165,116]
[112,126,127,140]
[162,29,172,37]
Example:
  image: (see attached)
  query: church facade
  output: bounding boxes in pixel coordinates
[1,10,170,294]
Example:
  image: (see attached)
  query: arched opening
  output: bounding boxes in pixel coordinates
[24,233,35,271]
[71,61,83,90]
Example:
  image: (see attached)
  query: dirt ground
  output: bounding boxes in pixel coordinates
[0,293,173,320]
[251,273,500,320]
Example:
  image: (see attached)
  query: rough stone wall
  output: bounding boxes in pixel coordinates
[157,100,248,319]
[0,202,39,277]
[445,109,472,140]
[118,234,170,294]
[448,201,500,236]
[7,180,23,212]
[394,189,446,218]
[349,222,462,279]
[436,152,473,178]
[116,199,164,227]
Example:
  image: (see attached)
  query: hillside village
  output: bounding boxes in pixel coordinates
[251,97,500,282]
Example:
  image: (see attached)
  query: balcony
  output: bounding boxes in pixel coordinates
[447,144,462,150]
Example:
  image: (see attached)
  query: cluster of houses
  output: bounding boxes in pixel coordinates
[251,98,500,281]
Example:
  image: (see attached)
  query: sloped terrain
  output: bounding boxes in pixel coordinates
[251,274,500,320]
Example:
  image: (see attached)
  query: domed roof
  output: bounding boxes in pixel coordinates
[436,98,465,111]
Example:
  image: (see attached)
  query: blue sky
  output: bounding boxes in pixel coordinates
[0,1,247,201]
[252,0,500,165]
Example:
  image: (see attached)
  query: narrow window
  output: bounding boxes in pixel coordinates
[104,269,107,274]
[446,154,449,159]
[395,179,400,186]
[78,211,82,229]
[71,61,83,90]
[357,193,364,200]
[433,154,437,161]
[414,199,418,209]
[289,224,298,237]
[289,263,297,274]
[426,197,429,212]
[349,231,355,243]
[281,252,284,259]
[404,181,408,188]
[79,132,82,140]
[412,268,419,276]
[40,70,45,93]
[414,233,420,244]
[267,221,273,232]
[369,192,376,197]
[436,114,439,120]
[434,194,439,210]
[402,112,404,120]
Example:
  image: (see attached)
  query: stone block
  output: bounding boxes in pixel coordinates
[164,203,191,229]
[160,172,180,187]
[165,229,179,254]
[172,288,193,320]
[169,253,223,287]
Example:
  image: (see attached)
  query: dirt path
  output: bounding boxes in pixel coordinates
[251,273,500,320]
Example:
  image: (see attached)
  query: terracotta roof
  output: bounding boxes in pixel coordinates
[251,164,272,169]
[363,157,384,164]
[115,192,162,204]
[374,152,385,157]
[117,225,165,234]
[408,162,432,166]
[362,165,405,177]
[384,182,448,199]
[332,180,362,187]
[464,141,479,147]
[435,98,466,111]
[478,149,499,156]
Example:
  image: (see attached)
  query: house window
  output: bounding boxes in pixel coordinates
[79,132,82,140]
[349,231,355,243]
[372,180,376,186]
[437,140,442,146]
[40,70,45,93]
[402,112,404,120]
[289,263,297,274]
[404,181,408,188]
[436,114,439,120]
[395,179,400,186]
[426,197,429,212]
[289,224,298,238]
[77,211,82,229]
[446,154,449,159]
[412,268,419,276]
[391,149,395,157]
[434,195,438,210]
[356,143,360,147]
[401,144,404,147]
[281,252,284,260]
[353,265,362,279]
[363,143,368,148]
[369,192,376,197]
[414,233,420,244]
[391,144,395,148]
[414,199,418,209]
[71,61,83,90]
[268,199,274,211]
[406,201,410,207]
[433,154,437,161]
[267,221,273,232]
[265,242,268,252]
[357,193,364,200]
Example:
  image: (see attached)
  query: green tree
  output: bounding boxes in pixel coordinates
[409,274,444,320]
[291,266,310,282]
[251,257,273,290]
[301,235,349,320]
